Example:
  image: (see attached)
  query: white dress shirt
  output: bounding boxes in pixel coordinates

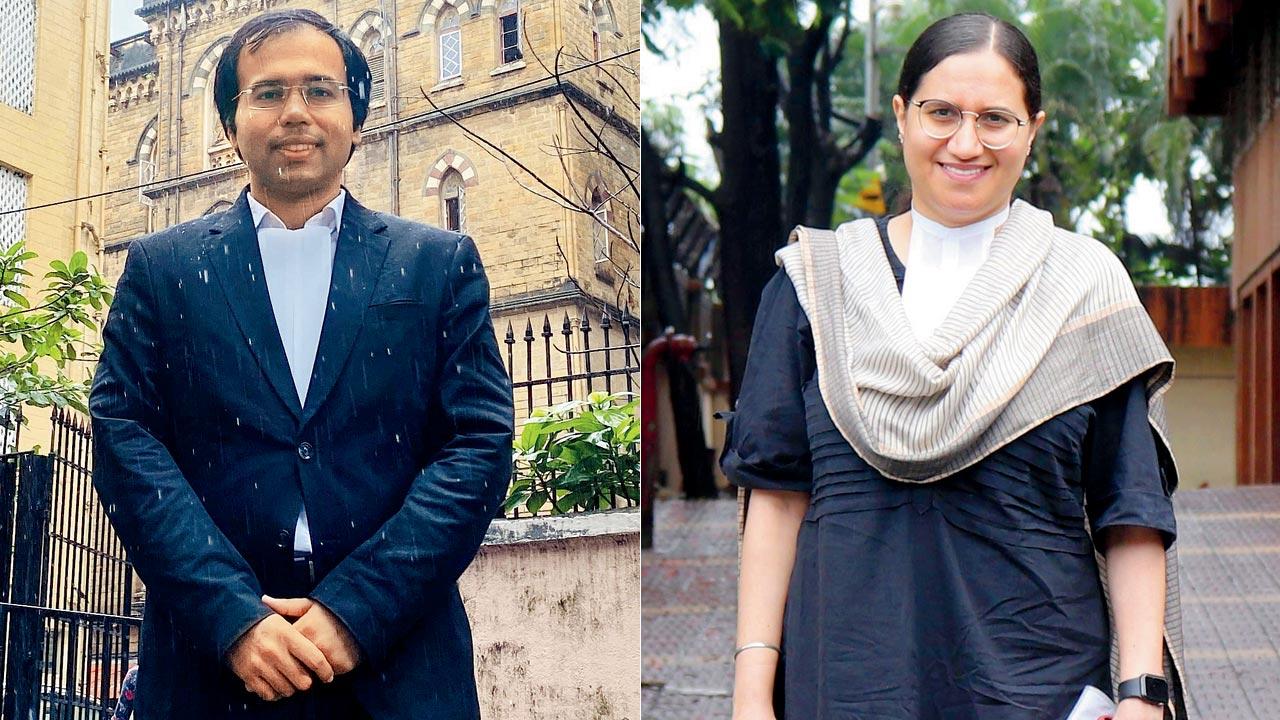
[246,189,346,554]
[900,205,1009,342]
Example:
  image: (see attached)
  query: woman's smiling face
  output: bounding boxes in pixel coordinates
[892,48,1045,227]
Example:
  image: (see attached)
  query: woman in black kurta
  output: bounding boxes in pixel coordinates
[723,12,1183,720]
[723,218,1176,718]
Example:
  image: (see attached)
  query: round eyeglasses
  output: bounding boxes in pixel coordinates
[910,99,1028,150]
[236,80,351,110]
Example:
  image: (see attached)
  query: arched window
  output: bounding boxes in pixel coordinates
[351,13,388,108]
[591,187,610,263]
[589,0,618,61]
[133,116,158,166]
[441,170,465,231]
[497,0,521,65]
[189,39,231,169]
[438,8,462,81]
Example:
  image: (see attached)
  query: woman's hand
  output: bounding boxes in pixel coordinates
[1110,698,1165,720]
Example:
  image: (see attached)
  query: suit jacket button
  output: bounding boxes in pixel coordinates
[297,442,314,461]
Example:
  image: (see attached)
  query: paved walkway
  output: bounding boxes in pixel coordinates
[641,487,1280,719]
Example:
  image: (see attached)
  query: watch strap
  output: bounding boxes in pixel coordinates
[1118,674,1169,705]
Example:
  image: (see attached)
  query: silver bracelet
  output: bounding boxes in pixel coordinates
[734,641,781,659]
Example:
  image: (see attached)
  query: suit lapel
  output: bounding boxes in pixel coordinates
[300,194,391,426]
[203,189,305,420]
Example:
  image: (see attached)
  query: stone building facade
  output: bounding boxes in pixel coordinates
[105,0,640,418]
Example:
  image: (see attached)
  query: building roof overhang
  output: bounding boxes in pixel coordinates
[1166,0,1241,116]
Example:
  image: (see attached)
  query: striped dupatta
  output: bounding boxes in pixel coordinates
[771,199,1188,717]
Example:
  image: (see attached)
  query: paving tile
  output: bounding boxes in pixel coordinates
[643,489,1280,719]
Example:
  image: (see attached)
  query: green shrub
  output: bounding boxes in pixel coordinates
[0,242,112,415]
[504,390,639,515]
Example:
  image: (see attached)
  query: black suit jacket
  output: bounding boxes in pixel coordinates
[90,189,514,718]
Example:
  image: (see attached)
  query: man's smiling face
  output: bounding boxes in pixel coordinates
[227,25,360,208]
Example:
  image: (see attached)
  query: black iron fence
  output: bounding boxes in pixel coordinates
[0,430,139,720]
[500,309,640,517]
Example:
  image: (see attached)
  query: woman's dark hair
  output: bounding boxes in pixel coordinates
[896,13,1041,116]
[213,9,372,157]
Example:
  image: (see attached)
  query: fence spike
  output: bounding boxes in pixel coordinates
[504,321,515,345]
[541,315,553,338]
[600,311,611,330]
[580,308,592,332]
[524,319,535,342]
[561,312,572,335]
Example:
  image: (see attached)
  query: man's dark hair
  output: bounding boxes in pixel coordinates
[213,9,372,159]
[897,13,1042,116]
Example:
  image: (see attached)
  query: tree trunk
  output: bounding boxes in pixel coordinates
[717,19,784,400]
[640,135,717,497]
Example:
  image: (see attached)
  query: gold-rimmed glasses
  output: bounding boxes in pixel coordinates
[236,80,351,111]
[910,99,1029,150]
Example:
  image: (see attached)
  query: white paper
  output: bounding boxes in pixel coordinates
[1065,685,1117,720]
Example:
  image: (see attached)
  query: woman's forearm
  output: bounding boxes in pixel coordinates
[1103,525,1167,680]
[734,489,809,713]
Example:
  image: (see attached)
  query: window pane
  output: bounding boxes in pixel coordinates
[501,14,522,64]
[440,29,462,79]
[0,0,37,112]
[592,193,608,262]
[0,166,28,252]
[445,197,461,231]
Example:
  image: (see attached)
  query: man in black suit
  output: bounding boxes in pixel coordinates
[90,9,513,718]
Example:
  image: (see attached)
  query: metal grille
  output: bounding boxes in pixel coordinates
[0,0,36,113]
[440,26,461,80]
[0,166,28,252]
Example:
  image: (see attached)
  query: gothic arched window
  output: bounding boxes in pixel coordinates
[591,187,610,262]
[441,169,465,231]
[438,8,462,81]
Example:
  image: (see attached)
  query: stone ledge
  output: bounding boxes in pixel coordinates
[483,506,638,546]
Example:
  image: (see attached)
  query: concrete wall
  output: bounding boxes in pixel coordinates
[462,509,639,719]
[1165,346,1237,489]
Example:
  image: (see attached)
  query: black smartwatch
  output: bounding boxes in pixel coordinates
[1117,674,1169,705]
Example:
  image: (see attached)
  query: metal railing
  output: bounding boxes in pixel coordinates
[501,309,640,518]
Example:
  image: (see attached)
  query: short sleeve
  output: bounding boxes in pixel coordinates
[1081,376,1177,548]
[719,270,814,492]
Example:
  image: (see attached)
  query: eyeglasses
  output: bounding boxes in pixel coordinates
[910,99,1028,150]
[236,80,350,110]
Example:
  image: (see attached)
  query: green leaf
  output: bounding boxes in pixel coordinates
[526,491,548,514]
